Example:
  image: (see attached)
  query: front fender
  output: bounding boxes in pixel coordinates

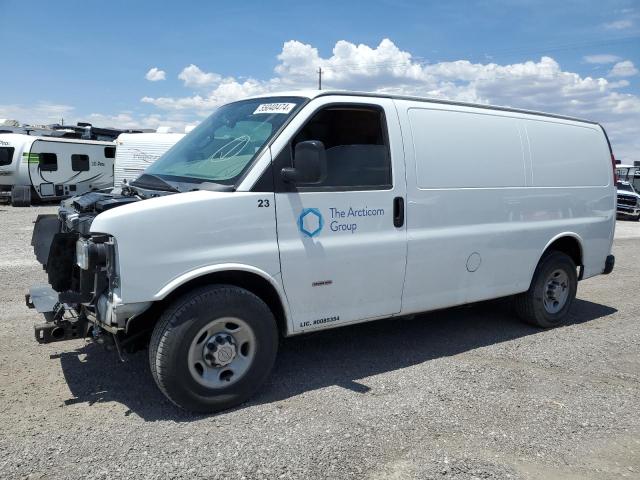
[90,190,280,306]
[152,263,293,334]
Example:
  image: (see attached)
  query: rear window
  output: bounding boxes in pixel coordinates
[0,147,14,166]
[39,153,58,172]
[71,154,90,172]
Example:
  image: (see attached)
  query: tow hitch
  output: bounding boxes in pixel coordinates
[27,284,90,344]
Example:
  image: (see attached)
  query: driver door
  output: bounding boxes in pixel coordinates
[273,98,407,332]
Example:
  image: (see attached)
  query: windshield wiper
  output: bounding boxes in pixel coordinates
[131,173,181,193]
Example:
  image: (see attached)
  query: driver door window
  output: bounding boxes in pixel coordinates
[276,106,392,191]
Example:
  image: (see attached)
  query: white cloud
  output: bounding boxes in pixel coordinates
[7,39,640,161]
[178,64,222,88]
[88,111,192,131]
[0,102,75,125]
[604,19,633,30]
[583,54,621,64]
[137,38,640,160]
[608,60,639,78]
[145,67,166,82]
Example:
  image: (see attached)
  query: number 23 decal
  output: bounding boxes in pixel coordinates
[257,199,270,208]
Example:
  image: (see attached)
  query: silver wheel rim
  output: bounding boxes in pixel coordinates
[543,269,570,314]
[187,317,256,389]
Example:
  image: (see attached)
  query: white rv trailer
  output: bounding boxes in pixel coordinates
[113,132,185,189]
[0,133,115,206]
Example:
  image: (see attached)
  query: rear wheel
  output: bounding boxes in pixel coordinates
[149,285,278,413]
[514,251,577,328]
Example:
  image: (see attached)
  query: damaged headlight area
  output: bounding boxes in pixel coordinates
[27,192,154,357]
[28,204,122,344]
[76,237,108,270]
[45,232,116,306]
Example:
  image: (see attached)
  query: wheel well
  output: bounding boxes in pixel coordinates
[544,236,583,267]
[127,271,288,337]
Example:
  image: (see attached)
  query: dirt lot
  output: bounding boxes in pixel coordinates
[1,205,639,480]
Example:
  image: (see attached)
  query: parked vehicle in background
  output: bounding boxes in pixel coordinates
[616,163,640,191]
[113,132,185,189]
[0,133,115,206]
[28,91,616,412]
[615,164,640,220]
[0,121,145,142]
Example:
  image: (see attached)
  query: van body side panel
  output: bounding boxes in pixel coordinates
[396,100,615,315]
[90,190,281,305]
[525,119,610,187]
[523,119,615,278]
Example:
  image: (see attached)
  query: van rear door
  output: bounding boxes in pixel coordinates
[273,98,407,332]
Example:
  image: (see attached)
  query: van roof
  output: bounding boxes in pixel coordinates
[248,90,600,126]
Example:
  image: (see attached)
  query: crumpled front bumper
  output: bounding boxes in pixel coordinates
[26,284,89,344]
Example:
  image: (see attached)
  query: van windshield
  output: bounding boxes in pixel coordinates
[146,97,304,185]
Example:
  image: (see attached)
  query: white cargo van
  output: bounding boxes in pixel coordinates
[113,132,185,189]
[28,91,616,412]
[0,134,115,206]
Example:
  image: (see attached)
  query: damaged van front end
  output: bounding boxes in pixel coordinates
[28,192,145,349]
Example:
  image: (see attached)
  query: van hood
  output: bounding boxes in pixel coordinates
[59,192,142,235]
[89,190,236,237]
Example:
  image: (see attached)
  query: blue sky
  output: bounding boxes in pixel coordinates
[0,0,639,158]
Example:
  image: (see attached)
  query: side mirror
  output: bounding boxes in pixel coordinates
[281,140,326,184]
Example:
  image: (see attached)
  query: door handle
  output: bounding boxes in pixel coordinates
[393,196,404,228]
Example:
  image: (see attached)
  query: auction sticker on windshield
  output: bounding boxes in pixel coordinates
[253,103,297,114]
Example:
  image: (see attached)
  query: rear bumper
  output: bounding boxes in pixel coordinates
[603,255,615,275]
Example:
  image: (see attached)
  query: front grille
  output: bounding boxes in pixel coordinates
[617,195,637,207]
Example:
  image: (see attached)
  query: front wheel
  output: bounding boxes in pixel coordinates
[149,285,278,413]
[514,251,577,328]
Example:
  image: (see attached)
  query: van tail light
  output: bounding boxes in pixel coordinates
[601,125,617,184]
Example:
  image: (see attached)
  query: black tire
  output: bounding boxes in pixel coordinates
[149,285,278,413]
[514,251,577,328]
[10,186,31,207]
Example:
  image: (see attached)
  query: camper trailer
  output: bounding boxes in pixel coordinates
[0,133,115,206]
[113,132,185,189]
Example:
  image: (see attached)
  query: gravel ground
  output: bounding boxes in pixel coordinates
[0,205,639,480]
